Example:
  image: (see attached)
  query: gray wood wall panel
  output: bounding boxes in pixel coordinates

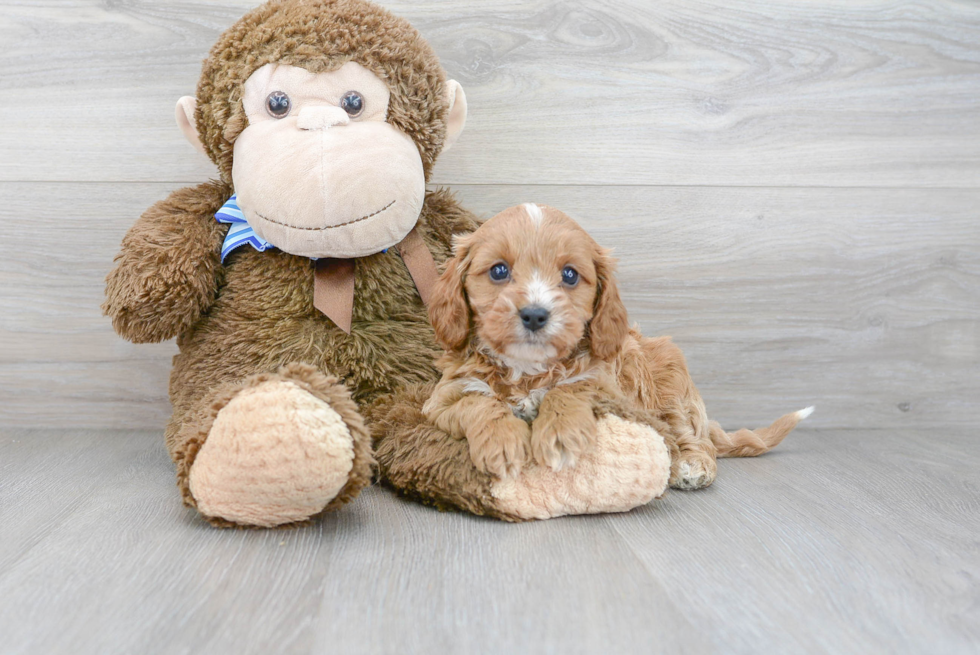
[2,182,977,430]
[1,0,978,431]
[2,1,979,186]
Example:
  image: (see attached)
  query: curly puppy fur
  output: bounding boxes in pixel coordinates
[422,204,809,489]
[103,0,481,526]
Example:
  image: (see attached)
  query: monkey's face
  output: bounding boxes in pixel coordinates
[231,62,426,259]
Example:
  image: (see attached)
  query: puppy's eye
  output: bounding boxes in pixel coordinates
[266,91,291,118]
[341,91,364,117]
[561,266,580,287]
[489,262,510,283]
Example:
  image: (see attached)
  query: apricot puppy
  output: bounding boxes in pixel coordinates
[423,204,811,485]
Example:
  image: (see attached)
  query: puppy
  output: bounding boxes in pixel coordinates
[423,203,812,486]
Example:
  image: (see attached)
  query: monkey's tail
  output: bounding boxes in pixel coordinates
[708,406,814,458]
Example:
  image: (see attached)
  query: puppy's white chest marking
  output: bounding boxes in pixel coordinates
[510,387,548,422]
[450,376,546,422]
[509,369,596,421]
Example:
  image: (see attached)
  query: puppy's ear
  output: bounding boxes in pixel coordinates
[589,247,630,361]
[429,234,474,351]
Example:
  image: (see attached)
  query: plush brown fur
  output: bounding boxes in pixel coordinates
[104,180,229,343]
[104,0,485,526]
[108,179,478,525]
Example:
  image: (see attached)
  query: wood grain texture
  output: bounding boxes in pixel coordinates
[1,0,979,186]
[1,1,977,429]
[0,427,977,654]
[2,182,976,430]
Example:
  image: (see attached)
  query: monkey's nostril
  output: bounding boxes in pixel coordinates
[519,306,550,332]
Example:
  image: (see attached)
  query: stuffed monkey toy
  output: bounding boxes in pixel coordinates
[104,0,671,527]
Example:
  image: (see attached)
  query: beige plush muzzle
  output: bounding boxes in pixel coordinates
[221,62,434,259]
[176,62,465,259]
[232,114,425,259]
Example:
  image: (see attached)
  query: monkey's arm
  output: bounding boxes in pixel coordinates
[103,180,231,343]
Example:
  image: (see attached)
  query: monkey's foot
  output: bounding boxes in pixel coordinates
[183,365,373,527]
[491,415,671,520]
[372,388,669,521]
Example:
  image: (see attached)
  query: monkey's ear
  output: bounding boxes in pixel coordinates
[441,80,467,154]
[175,96,207,156]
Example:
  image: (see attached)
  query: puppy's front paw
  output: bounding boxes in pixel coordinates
[531,402,597,471]
[467,415,531,479]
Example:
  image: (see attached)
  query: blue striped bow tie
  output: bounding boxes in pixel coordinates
[214,194,273,262]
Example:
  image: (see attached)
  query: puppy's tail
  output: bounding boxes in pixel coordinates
[708,406,814,458]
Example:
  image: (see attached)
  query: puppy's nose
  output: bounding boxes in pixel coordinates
[519,306,550,332]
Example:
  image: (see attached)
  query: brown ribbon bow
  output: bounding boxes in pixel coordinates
[313,227,439,334]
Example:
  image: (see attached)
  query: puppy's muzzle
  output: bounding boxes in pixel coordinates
[519,305,550,332]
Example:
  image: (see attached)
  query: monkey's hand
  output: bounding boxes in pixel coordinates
[103,181,230,343]
[531,388,598,472]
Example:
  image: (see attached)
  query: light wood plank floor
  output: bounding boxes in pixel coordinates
[1,427,977,654]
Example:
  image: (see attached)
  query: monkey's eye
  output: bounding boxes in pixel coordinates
[561,266,580,287]
[489,263,510,283]
[341,91,364,117]
[266,91,291,118]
